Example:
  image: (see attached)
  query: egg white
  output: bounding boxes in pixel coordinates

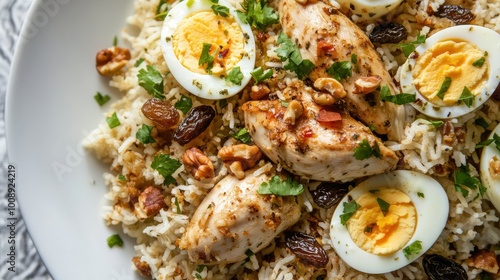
[160,0,256,100]
[330,170,449,274]
[400,25,500,119]
[480,123,500,212]
[333,0,404,20]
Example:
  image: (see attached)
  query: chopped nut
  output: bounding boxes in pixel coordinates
[135,186,166,219]
[96,46,131,76]
[132,256,152,278]
[313,77,346,99]
[441,121,456,146]
[283,100,304,125]
[489,156,500,179]
[354,75,382,94]
[250,84,271,100]
[218,144,262,179]
[312,91,336,106]
[467,250,499,274]
[182,147,215,180]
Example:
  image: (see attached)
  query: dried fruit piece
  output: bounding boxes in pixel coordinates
[434,5,475,25]
[285,231,329,268]
[141,98,180,129]
[174,105,216,145]
[423,254,467,280]
[132,256,152,278]
[369,22,408,44]
[311,182,350,208]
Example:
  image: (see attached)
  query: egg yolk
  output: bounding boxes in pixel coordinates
[172,10,245,75]
[347,188,417,255]
[412,40,488,106]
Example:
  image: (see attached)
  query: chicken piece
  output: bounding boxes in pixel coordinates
[179,168,301,264]
[277,0,405,140]
[242,80,398,182]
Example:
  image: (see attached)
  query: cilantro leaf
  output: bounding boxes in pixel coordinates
[136,124,156,144]
[138,65,165,99]
[225,66,244,85]
[106,112,121,129]
[475,117,489,129]
[354,139,381,160]
[472,57,485,67]
[211,4,230,17]
[458,86,474,108]
[436,77,452,100]
[238,0,279,30]
[403,240,422,259]
[417,192,425,198]
[199,43,214,74]
[380,85,416,105]
[250,67,273,83]
[398,32,426,57]
[232,127,252,144]
[94,92,111,106]
[327,61,352,81]
[258,175,304,196]
[275,32,314,80]
[377,198,390,216]
[151,154,182,185]
[174,95,193,115]
[107,234,123,248]
[454,164,486,198]
[340,200,361,226]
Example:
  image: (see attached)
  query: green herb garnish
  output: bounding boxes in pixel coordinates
[403,240,422,259]
[225,66,244,85]
[326,61,352,81]
[112,36,118,46]
[134,58,145,67]
[118,174,127,182]
[107,234,123,248]
[436,77,452,100]
[398,32,426,57]
[232,127,252,144]
[472,57,485,67]
[94,92,111,106]
[458,86,474,108]
[211,4,230,17]
[155,0,168,20]
[174,197,182,214]
[377,198,390,216]
[138,65,165,99]
[106,112,121,129]
[417,192,425,198]
[258,175,304,196]
[275,32,315,80]
[380,85,416,105]
[151,154,182,186]
[340,200,361,226]
[454,164,486,198]
[475,117,489,129]
[424,119,444,128]
[250,67,273,83]
[199,43,215,74]
[476,133,500,151]
[354,139,381,160]
[237,0,279,30]
[136,124,156,144]
[174,95,193,115]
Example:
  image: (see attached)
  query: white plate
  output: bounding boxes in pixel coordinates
[5,0,141,279]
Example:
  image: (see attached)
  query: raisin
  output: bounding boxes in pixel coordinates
[423,254,467,280]
[311,182,350,208]
[141,98,180,129]
[369,22,408,44]
[285,231,329,268]
[174,105,216,145]
[434,5,475,25]
[492,82,500,101]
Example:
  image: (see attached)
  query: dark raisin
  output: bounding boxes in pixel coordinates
[311,182,350,208]
[434,5,475,25]
[423,254,467,280]
[174,105,215,145]
[492,82,500,101]
[369,22,408,44]
[285,231,329,268]
[141,98,180,129]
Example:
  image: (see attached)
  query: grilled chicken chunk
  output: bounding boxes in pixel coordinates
[277,0,405,140]
[179,167,301,264]
[242,80,398,182]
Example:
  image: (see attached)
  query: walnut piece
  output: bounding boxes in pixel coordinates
[135,186,166,219]
[250,84,271,100]
[132,256,152,278]
[312,91,336,106]
[182,147,215,180]
[353,75,382,94]
[313,77,346,99]
[283,100,303,125]
[96,46,131,76]
[467,250,499,274]
[489,156,500,179]
[218,144,262,179]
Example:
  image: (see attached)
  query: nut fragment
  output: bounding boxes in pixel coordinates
[466,250,499,274]
[135,186,166,219]
[132,256,152,278]
[250,84,271,100]
[354,75,382,94]
[313,77,346,99]
[283,100,304,125]
[218,144,262,179]
[182,147,215,180]
[489,156,500,179]
[312,91,336,106]
[96,46,131,76]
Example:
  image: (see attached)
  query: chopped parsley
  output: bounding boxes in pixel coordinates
[106,112,121,129]
[134,58,145,67]
[232,127,252,144]
[403,240,422,259]
[380,85,416,105]
[398,32,426,57]
[377,198,390,216]
[237,0,279,31]
[155,0,168,20]
[257,175,304,196]
[112,36,118,47]
[472,57,486,67]
[351,53,359,72]
[225,66,244,85]
[454,164,486,198]
[417,192,425,198]
[436,77,452,100]
[475,117,490,129]
[94,92,111,106]
[117,174,127,182]
[138,65,165,99]
[211,4,230,17]
[136,124,156,144]
[174,95,193,114]
[186,0,195,7]
[199,43,215,74]
[326,61,352,81]
[354,139,381,160]
[424,119,444,128]
[340,200,361,226]
[174,197,182,214]
[458,86,474,108]
[244,249,254,262]
[151,154,182,185]
[250,67,273,83]
[107,234,123,248]
[275,32,315,80]
[476,133,500,151]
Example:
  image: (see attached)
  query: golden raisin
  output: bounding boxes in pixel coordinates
[141,98,180,129]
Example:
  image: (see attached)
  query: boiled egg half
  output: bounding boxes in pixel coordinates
[160,0,256,100]
[480,122,500,212]
[330,170,449,274]
[400,25,500,119]
[333,0,404,21]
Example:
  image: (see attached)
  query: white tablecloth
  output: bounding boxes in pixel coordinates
[0,0,52,279]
